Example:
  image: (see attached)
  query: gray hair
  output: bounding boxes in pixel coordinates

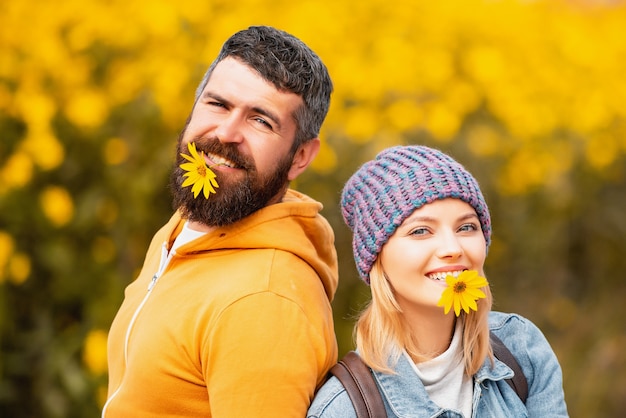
[195,26,333,149]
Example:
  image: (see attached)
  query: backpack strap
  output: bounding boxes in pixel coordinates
[329,335,527,416]
[490,331,529,404]
[329,351,386,418]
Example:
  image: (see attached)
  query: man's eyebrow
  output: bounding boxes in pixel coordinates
[202,91,230,106]
[202,91,282,129]
[251,106,281,129]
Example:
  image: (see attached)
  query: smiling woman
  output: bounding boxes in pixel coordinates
[378,197,488,322]
[308,145,569,418]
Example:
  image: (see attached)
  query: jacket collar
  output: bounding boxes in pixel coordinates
[371,352,515,416]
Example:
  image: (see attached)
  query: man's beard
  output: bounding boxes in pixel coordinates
[169,135,294,227]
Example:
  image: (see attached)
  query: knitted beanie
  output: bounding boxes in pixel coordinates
[341,145,491,284]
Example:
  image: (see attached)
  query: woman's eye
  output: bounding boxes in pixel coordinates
[410,227,429,236]
[458,223,478,232]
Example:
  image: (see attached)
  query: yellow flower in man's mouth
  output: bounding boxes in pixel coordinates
[437,270,488,317]
[179,142,219,199]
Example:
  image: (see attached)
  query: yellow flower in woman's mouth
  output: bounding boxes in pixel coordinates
[179,142,219,199]
[437,270,488,316]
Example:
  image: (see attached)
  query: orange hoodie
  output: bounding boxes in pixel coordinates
[103,189,338,417]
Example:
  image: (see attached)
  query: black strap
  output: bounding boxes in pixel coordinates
[329,351,386,418]
[490,332,529,404]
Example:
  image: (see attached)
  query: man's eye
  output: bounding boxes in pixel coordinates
[254,117,273,129]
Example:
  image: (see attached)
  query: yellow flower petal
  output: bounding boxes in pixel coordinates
[188,142,201,160]
[437,288,451,312]
[180,162,198,171]
[465,297,479,312]
[181,153,196,163]
[464,287,487,299]
[201,177,217,198]
[191,179,203,198]
[445,274,458,286]
[453,296,462,316]
[181,174,200,187]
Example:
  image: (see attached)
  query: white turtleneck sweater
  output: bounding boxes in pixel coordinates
[405,321,473,417]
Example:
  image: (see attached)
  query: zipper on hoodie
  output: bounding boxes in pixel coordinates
[101,242,174,417]
[149,243,172,290]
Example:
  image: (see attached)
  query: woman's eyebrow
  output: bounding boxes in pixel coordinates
[402,212,478,225]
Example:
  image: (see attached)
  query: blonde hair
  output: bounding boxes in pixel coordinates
[355,259,493,375]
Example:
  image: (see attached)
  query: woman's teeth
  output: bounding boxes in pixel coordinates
[428,270,464,281]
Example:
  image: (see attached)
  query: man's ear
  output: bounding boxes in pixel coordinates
[288,138,320,181]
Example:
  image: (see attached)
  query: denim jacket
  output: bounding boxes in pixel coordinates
[307,312,568,418]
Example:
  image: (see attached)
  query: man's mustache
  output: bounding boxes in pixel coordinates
[181,136,253,171]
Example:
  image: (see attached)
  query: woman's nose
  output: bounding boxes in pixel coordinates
[436,231,463,259]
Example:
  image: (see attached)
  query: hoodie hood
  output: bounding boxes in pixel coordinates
[164,189,338,301]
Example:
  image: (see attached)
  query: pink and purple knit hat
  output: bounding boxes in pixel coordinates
[341,145,492,284]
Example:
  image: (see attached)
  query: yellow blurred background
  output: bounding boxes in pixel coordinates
[1,0,625,416]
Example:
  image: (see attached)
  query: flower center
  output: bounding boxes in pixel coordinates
[197,166,207,176]
[453,282,467,293]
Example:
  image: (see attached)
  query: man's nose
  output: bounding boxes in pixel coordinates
[214,113,244,144]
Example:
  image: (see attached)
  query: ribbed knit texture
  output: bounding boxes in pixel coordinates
[341,146,491,284]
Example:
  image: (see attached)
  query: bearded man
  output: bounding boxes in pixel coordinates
[103,26,338,418]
